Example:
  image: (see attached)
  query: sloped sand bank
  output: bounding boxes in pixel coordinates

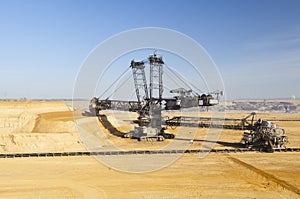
[0,101,83,152]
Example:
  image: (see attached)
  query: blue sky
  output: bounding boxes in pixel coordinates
[0,0,300,99]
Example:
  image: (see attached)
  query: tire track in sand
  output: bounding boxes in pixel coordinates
[227,155,300,196]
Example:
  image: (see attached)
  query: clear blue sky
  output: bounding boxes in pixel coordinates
[1,0,299,99]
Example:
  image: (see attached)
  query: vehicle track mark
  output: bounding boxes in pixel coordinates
[227,155,300,196]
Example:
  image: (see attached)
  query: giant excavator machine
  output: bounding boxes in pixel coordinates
[89,52,221,141]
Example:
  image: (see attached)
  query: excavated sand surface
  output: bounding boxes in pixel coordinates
[0,100,83,152]
[0,100,299,198]
[0,153,299,199]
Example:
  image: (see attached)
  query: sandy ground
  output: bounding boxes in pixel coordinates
[0,153,299,199]
[0,100,299,198]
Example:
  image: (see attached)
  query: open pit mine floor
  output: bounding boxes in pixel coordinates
[0,100,299,198]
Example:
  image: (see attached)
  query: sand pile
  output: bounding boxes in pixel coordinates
[0,101,71,133]
[0,100,83,153]
[0,133,81,153]
[31,111,76,133]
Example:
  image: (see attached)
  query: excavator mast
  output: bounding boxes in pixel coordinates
[131,60,149,103]
[149,52,164,100]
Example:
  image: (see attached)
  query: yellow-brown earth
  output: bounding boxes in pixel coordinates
[0,100,299,198]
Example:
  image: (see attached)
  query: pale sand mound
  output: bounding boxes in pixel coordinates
[0,100,71,133]
[0,133,82,153]
[0,100,83,153]
[32,111,76,133]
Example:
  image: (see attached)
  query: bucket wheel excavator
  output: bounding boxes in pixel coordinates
[89,52,221,141]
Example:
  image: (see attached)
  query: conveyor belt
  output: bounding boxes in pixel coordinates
[0,148,299,158]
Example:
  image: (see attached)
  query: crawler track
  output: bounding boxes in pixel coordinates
[0,148,299,158]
